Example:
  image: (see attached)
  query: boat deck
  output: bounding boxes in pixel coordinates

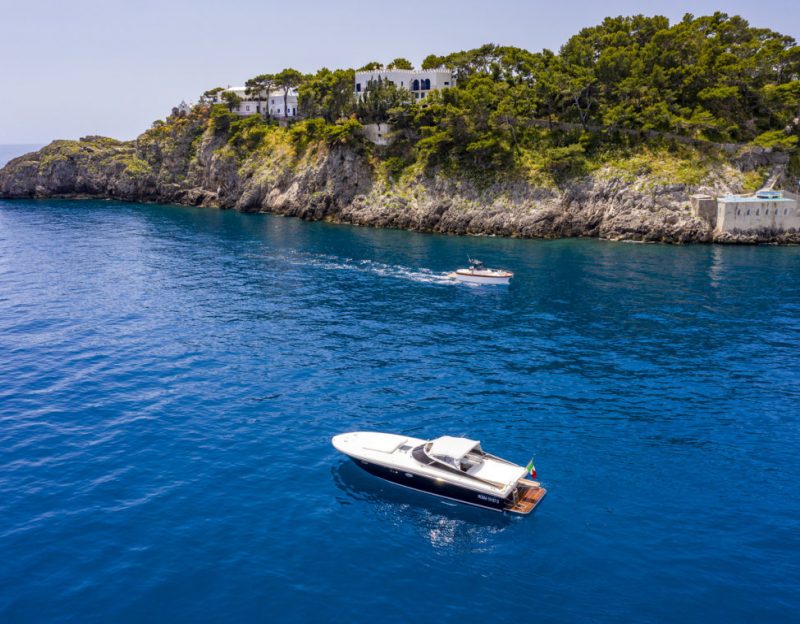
[506,481,547,514]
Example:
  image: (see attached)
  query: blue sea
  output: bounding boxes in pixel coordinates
[1,199,799,623]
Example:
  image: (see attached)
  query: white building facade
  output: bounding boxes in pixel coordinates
[715,190,800,233]
[218,87,299,118]
[354,68,455,101]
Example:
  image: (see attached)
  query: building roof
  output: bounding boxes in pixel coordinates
[428,436,480,461]
[719,195,794,203]
[226,86,298,96]
[354,67,452,75]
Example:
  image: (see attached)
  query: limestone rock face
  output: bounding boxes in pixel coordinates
[2,114,798,245]
[0,138,158,201]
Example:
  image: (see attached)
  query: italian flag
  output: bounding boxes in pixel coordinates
[525,458,537,479]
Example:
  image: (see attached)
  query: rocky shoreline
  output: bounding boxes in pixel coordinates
[2,118,797,245]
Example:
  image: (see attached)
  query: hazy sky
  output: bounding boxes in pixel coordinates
[1,0,797,143]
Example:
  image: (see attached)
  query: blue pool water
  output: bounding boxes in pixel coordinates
[1,199,799,623]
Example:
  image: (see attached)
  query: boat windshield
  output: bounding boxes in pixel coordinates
[459,451,484,473]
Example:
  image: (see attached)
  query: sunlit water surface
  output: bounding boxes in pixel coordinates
[1,200,798,622]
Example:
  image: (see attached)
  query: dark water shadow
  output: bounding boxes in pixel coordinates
[331,459,515,549]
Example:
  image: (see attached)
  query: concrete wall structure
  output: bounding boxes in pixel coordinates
[354,69,455,101]
[361,123,393,146]
[715,192,800,233]
[690,194,717,228]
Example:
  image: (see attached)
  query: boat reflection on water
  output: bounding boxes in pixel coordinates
[332,460,513,550]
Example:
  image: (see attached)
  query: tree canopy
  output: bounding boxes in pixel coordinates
[298,68,355,122]
[387,58,414,70]
[199,13,799,176]
[243,74,276,119]
[357,61,384,71]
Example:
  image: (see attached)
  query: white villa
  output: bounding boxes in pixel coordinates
[209,66,455,123]
[217,86,299,118]
[354,68,455,100]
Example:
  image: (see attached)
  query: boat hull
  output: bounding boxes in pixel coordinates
[348,456,508,512]
[448,271,512,285]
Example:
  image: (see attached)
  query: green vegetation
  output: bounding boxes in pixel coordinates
[386,58,413,70]
[741,169,769,192]
[752,130,799,149]
[274,68,304,117]
[591,145,717,186]
[116,154,153,177]
[221,90,242,112]
[298,68,355,122]
[356,78,413,124]
[186,12,798,184]
[245,74,276,119]
[290,117,364,149]
[200,87,224,104]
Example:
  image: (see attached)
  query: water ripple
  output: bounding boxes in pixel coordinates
[1,200,799,623]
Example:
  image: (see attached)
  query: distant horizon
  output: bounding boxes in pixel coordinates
[2,0,798,144]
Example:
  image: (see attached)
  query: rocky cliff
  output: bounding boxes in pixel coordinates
[2,109,797,244]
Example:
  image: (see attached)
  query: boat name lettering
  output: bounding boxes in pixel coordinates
[477,494,499,504]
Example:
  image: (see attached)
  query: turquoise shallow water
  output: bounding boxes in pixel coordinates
[1,199,799,622]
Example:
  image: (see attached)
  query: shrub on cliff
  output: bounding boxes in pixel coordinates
[227,115,275,155]
[290,117,364,151]
[751,130,799,150]
[209,105,238,134]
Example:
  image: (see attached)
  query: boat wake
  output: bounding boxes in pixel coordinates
[288,253,457,285]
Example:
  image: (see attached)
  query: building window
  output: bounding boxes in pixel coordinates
[756,209,760,215]
[736,208,740,216]
[444,81,450,86]
[412,79,420,91]
[356,83,361,92]
[423,79,431,90]
[747,209,750,215]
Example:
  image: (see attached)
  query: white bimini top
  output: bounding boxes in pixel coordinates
[427,436,481,462]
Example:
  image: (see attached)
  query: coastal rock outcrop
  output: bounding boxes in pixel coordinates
[2,112,797,245]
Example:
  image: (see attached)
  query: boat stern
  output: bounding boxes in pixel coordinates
[505,480,547,514]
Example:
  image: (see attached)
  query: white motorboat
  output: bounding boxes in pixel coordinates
[448,259,513,285]
[332,432,545,514]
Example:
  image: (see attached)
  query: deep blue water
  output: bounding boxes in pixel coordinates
[1,199,799,623]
